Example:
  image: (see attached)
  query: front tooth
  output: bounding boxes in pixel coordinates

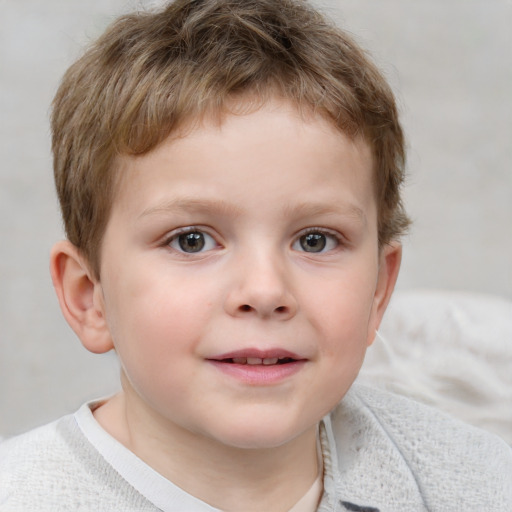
[232,357,247,364]
[263,358,278,365]
[247,357,263,365]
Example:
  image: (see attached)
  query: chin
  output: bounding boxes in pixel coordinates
[218,433,297,451]
[207,417,314,451]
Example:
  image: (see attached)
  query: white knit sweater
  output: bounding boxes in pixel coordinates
[1,384,511,511]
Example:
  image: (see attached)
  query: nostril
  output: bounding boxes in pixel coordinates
[234,304,293,317]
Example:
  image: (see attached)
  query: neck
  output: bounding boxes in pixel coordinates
[95,391,320,512]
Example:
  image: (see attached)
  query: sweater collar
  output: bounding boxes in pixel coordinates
[317,411,380,512]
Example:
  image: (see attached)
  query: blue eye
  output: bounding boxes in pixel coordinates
[293,231,339,253]
[169,230,217,253]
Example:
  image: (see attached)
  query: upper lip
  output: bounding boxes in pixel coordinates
[208,348,305,361]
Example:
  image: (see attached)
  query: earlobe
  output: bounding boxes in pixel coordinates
[50,240,114,354]
[367,242,402,346]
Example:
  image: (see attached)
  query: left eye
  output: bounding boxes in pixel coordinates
[169,231,217,253]
[293,231,339,253]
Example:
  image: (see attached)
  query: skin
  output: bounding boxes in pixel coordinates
[51,99,401,512]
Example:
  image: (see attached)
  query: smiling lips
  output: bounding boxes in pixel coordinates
[226,356,296,365]
[207,350,307,384]
[210,349,304,365]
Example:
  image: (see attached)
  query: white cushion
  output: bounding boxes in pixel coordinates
[358,289,512,444]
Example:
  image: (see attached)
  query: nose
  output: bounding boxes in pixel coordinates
[224,250,298,321]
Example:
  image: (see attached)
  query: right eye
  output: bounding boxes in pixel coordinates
[168,230,217,253]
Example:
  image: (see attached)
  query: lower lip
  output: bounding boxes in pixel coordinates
[208,360,306,385]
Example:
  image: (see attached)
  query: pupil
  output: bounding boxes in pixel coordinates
[179,232,205,252]
[301,233,326,252]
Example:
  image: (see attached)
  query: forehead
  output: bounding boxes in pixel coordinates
[111,100,376,222]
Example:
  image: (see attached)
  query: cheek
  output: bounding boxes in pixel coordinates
[309,279,376,345]
[302,271,378,401]
[313,288,375,399]
[103,269,216,370]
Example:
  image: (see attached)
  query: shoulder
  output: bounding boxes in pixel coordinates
[0,418,69,509]
[0,415,94,508]
[0,417,69,475]
[345,384,512,462]
[330,384,512,510]
[0,413,156,512]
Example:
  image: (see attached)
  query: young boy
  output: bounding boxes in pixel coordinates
[1,0,511,510]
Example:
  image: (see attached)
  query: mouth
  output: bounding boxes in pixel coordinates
[221,356,297,366]
[208,349,305,365]
[206,349,306,384]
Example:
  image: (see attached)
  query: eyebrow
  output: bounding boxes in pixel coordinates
[283,201,367,225]
[138,197,243,219]
[138,196,367,225]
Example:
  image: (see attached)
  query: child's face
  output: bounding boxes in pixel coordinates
[94,99,399,449]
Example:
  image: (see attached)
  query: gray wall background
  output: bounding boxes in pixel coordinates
[1,0,511,436]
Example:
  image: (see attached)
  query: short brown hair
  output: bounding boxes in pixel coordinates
[52,0,410,278]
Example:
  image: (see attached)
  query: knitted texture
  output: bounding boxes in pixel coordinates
[1,385,511,511]
[0,417,158,511]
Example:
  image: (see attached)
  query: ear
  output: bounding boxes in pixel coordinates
[50,240,114,354]
[366,242,402,346]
